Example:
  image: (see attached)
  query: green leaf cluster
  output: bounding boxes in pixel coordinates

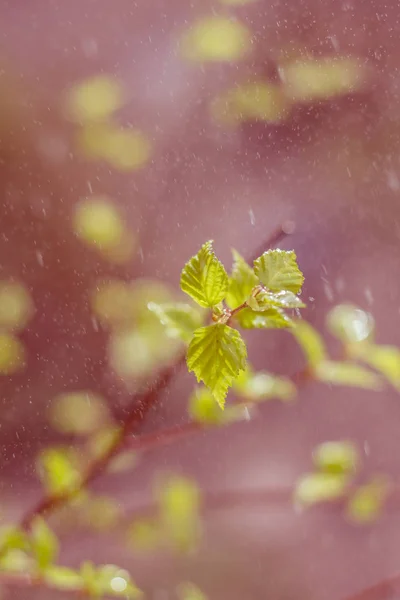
[0,519,141,598]
[158,241,305,407]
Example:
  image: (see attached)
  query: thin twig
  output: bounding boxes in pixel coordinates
[20,223,295,529]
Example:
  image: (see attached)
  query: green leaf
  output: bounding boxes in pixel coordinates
[0,526,29,554]
[127,518,161,552]
[180,241,228,308]
[253,249,304,293]
[326,304,374,344]
[291,320,326,368]
[346,477,389,524]
[294,472,349,506]
[313,441,359,475]
[36,447,81,495]
[234,366,296,402]
[351,344,400,391]
[315,360,382,390]
[177,583,207,600]
[44,566,84,591]
[225,250,257,309]
[148,302,203,343]
[30,517,59,570]
[188,387,224,424]
[248,289,305,311]
[235,307,293,329]
[0,549,32,573]
[187,324,247,407]
[158,476,201,552]
[80,562,141,598]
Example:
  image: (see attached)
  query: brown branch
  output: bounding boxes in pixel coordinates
[20,223,295,529]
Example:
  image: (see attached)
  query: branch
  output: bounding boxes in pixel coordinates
[20,222,295,529]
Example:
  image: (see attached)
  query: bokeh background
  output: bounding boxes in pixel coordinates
[1,0,400,598]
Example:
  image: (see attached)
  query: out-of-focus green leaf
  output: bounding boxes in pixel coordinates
[36,447,81,495]
[127,518,161,552]
[313,441,359,475]
[48,390,111,436]
[346,477,389,524]
[44,566,84,591]
[79,495,122,531]
[148,302,203,343]
[30,517,59,570]
[233,366,296,402]
[253,249,304,294]
[0,549,32,573]
[188,387,224,424]
[326,304,374,344]
[187,324,247,408]
[88,426,121,462]
[158,476,201,552]
[294,472,349,506]
[225,250,257,309]
[291,320,327,368]
[235,307,293,329]
[0,526,29,554]
[178,582,207,600]
[315,360,382,390]
[248,289,305,311]
[180,241,228,308]
[351,344,400,391]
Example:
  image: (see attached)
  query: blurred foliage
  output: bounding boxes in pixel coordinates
[128,475,201,554]
[180,17,251,62]
[49,391,111,436]
[36,447,82,496]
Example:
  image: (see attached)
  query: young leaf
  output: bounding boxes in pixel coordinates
[225,249,257,309]
[291,320,326,368]
[148,302,203,343]
[313,441,359,475]
[326,304,374,344]
[95,564,142,599]
[233,366,296,402]
[44,566,84,591]
[235,307,293,329]
[346,477,389,524]
[30,517,59,570]
[0,549,33,573]
[351,344,400,391]
[158,476,201,552]
[248,289,305,311]
[127,518,161,552]
[0,526,29,554]
[178,583,207,600]
[294,472,349,506]
[254,249,304,294]
[180,241,228,308]
[187,324,247,407]
[36,447,81,495]
[188,387,224,424]
[315,361,383,390]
